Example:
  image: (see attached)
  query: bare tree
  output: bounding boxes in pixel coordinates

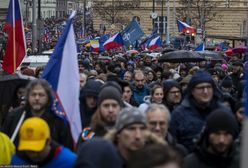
[92,0,141,27]
[177,0,223,30]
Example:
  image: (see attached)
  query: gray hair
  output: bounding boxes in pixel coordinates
[145,104,171,122]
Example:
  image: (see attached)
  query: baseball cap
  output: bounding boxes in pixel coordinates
[18,117,50,152]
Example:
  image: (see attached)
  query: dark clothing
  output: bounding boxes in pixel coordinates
[131,85,150,105]
[75,138,123,168]
[2,107,74,150]
[184,138,239,168]
[80,102,96,129]
[166,132,188,157]
[11,142,76,168]
[169,96,228,153]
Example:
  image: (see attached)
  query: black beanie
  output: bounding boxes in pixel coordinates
[221,76,233,88]
[97,86,124,107]
[163,79,181,96]
[206,109,239,138]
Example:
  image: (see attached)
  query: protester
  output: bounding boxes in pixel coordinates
[184,109,239,168]
[146,104,188,157]
[0,131,15,165]
[75,138,122,168]
[163,79,182,112]
[139,85,164,112]
[11,117,76,167]
[79,79,104,129]
[104,107,165,167]
[2,79,74,150]
[128,144,182,168]
[169,70,228,152]
[131,70,149,105]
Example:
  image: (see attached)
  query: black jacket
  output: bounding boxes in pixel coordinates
[184,136,239,168]
[2,106,74,150]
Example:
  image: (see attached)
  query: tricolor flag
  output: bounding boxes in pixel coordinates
[147,36,162,50]
[177,20,196,34]
[103,33,124,50]
[194,43,205,51]
[42,11,82,143]
[90,40,100,52]
[2,0,26,74]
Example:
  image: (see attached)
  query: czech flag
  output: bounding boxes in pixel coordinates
[147,36,162,50]
[194,43,205,51]
[103,33,124,50]
[90,40,100,52]
[42,11,82,143]
[177,20,196,34]
[2,0,26,74]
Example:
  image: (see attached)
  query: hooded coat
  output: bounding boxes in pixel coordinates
[169,70,228,152]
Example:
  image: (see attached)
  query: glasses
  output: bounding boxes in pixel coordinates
[194,85,213,91]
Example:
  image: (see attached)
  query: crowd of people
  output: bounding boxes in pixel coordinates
[0,46,245,168]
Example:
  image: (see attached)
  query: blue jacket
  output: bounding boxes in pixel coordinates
[132,85,149,105]
[11,147,76,168]
[169,96,228,153]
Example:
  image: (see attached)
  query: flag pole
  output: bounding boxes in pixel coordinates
[13,0,16,73]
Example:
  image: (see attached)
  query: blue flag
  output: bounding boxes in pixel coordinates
[121,18,144,47]
[194,43,205,51]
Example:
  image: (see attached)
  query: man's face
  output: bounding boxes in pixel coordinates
[117,123,146,151]
[147,109,169,138]
[123,86,132,102]
[232,65,242,74]
[80,75,87,89]
[25,140,50,163]
[100,99,121,124]
[208,131,233,155]
[124,72,132,82]
[152,88,164,104]
[192,83,213,104]
[134,73,145,89]
[166,87,182,105]
[85,96,97,109]
[28,85,49,114]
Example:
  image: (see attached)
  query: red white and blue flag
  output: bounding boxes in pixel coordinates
[103,33,124,50]
[3,0,26,74]
[42,11,82,143]
[147,36,162,50]
[177,20,196,34]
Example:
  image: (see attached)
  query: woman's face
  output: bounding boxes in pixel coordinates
[152,88,164,104]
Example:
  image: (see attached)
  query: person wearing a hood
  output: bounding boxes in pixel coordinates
[138,85,164,113]
[77,83,125,150]
[169,70,228,152]
[79,79,104,129]
[184,109,239,168]
[163,79,182,112]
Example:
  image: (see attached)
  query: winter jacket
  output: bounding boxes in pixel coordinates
[131,85,150,105]
[2,107,74,150]
[169,96,228,153]
[184,136,239,168]
[11,146,76,168]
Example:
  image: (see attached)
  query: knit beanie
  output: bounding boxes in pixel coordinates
[205,109,239,139]
[221,76,233,88]
[115,107,147,132]
[97,86,124,107]
[187,70,215,93]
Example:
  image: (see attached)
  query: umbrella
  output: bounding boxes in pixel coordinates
[161,48,177,54]
[159,50,206,63]
[232,46,248,54]
[0,72,35,106]
[126,49,139,55]
[197,51,224,61]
